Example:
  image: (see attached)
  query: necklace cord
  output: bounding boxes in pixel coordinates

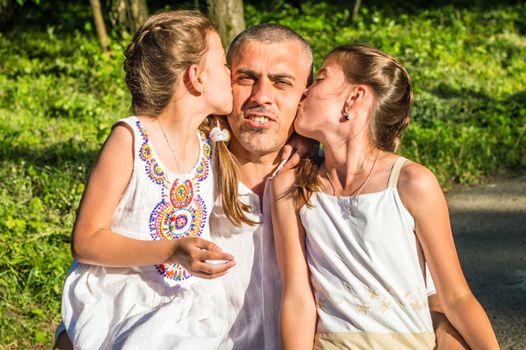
[157,118,184,175]
[324,150,381,197]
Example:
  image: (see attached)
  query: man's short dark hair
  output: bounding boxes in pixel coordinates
[227,23,313,83]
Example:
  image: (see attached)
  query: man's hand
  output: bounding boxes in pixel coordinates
[167,237,235,279]
[53,330,72,350]
[429,294,470,349]
[280,132,319,172]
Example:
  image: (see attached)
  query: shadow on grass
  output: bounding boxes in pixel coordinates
[1,139,98,171]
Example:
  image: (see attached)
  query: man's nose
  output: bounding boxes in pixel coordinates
[250,79,273,105]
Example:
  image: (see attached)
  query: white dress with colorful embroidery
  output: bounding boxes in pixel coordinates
[300,157,436,350]
[61,116,228,350]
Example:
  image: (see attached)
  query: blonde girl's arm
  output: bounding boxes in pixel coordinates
[399,161,499,349]
[271,169,317,350]
[71,123,234,278]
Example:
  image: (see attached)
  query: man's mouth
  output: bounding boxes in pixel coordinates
[247,116,270,124]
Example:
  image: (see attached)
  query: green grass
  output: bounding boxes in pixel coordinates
[0,1,525,348]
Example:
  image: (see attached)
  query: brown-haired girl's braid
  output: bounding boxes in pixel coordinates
[294,44,414,208]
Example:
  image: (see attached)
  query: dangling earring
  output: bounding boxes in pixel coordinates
[202,87,207,94]
[344,98,353,121]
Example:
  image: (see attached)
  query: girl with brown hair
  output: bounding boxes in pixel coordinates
[271,44,499,349]
[61,10,248,349]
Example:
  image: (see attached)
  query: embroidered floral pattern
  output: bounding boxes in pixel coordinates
[140,143,153,161]
[156,262,192,282]
[195,132,211,182]
[149,196,206,241]
[170,180,194,209]
[145,159,165,185]
[135,120,212,282]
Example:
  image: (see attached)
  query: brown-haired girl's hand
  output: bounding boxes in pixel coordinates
[280,132,319,172]
[166,237,235,279]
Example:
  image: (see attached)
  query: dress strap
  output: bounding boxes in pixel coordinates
[387,157,407,188]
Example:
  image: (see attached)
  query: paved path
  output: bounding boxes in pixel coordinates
[446,175,526,349]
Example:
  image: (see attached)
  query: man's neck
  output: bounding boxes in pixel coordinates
[230,143,283,200]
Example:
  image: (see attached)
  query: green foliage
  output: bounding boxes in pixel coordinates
[0,24,128,348]
[245,1,526,186]
[1,1,525,348]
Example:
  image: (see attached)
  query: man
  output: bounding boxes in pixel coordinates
[209,23,313,350]
[55,23,467,350]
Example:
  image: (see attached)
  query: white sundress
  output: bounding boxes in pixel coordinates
[300,157,436,350]
[61,116,228,349]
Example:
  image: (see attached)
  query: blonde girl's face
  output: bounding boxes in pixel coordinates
[295,61,350,140]
[201,30,233,115]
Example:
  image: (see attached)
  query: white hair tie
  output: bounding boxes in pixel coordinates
[210,120,230,142]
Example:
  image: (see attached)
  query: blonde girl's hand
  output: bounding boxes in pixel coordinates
[167,237,235,279]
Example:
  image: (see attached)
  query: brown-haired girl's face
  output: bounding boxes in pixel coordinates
[201,30,233,115]
[295,61,350,140]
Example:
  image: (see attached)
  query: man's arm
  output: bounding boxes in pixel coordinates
[429,293,471,350]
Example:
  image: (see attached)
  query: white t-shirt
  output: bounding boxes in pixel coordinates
[210,175,282,350]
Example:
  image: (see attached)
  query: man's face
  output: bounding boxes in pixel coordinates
[227,40,311,157]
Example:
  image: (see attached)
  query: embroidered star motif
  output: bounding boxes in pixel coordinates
[411,300,425,312]
[355,303,370,315]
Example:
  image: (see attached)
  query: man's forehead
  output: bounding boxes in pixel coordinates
[231,40,309,76]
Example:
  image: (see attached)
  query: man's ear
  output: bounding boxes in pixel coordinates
[185,63,204,95]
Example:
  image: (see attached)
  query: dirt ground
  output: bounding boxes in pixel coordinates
[446,175,526,349]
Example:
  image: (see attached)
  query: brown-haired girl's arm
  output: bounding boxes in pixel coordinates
[280,132,319,172]
[71,124,234,279]
[399,161,499,350]
[271,169,317,350]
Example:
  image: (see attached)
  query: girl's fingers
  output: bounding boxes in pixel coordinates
[193,237,222,252]
[203,249,234,262]
[192,260,235,277]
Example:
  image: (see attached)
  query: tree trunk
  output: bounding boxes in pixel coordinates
[206,0,245,48]
[286,0,303,14]
[0,0,15,32]
[90,0,109,53]
[109,0,149,35]
[351,0,362,23]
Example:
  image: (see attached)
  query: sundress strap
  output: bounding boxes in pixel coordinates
[387,157,407,188]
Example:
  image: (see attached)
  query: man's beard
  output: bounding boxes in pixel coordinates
[238,124,280,154]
